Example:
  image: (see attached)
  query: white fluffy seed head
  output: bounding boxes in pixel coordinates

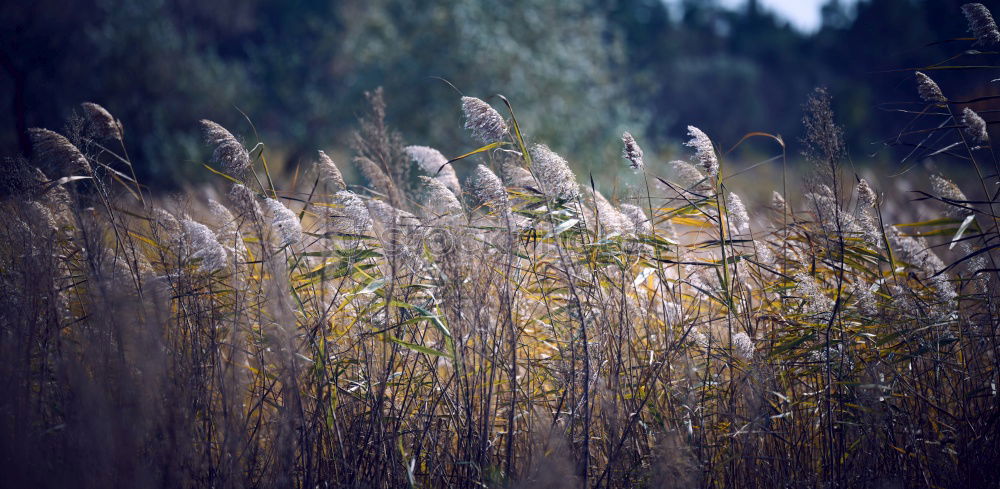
[621,131,644,169]
[727,192,751,235]
[591,191,633,236]
[857,179,877,208]
[200,120,251,175]
[667,160,711,194]
[529,144,580,201]
[962,3,1000,46]
[420,176,463,217]
[805,184,860,237]
[182,219,227,272]
[208,199,246,262]
[316,150,346,192]
[229,183,263,222]
[332,191,374,235]
[405,145,447,173]
[794,273,833,315]
[469,164,509,212]
[732,332,755,360]
[854,281,879,316]
[264,198,303,247]
[152,208,182,240]
[930,174,970,218]
[367,199,420,231]
[23,200,58,236]
[888,227,942,273]
[887,227,956,306]
[915,72,946,104]
[405,145,462,195]
[500,157,535,188]
[33,167,72,210]
[855,180,882,245]
[619,203,652,235]
[685,126,718,178]
[961,107,989,145]
[461,96,508,144]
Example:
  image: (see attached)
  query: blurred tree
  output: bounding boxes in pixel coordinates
[331,0,640,177]
[0,0,255,185]
[1,0,995,186]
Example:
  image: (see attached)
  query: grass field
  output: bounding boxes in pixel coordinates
[3,4,1000,488]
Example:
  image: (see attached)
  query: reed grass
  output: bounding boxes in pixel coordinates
[2,5,1000,487]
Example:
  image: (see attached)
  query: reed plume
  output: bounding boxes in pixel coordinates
[81,102,122,140]
[962,3,1000,46]
[461,96,508,144]
[28,128,91,174]
[200,120,251,176]
[529,144,580,200]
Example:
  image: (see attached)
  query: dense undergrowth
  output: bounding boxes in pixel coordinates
[3,4,1000,488]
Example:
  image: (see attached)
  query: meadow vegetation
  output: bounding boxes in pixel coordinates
[2,4,1000,488]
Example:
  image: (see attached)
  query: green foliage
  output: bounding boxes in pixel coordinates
[4,0,989,188]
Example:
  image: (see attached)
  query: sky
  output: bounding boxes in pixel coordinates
[715,0,842,33]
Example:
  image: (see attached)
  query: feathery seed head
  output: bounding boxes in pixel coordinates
[685,126,719,178]
[200,120,251,175]
[229,183,263,222]
[182,219,227,272]
[529,144,580,201]
[805,184,860,238]
[208,198,236,228]
[499,155,535,188]
[794,273,833,315]
[24,200,58,236]
[32,167,72,212]
[461,96,508,144]
[332,191,374,235]
[419,176,463,217]
[435,171,462,197]
[316,150,346,192]
[930,174,970,217]
[915,72,946,104]
[621,131,644,169]
[405,145,462,195]
[668,160,710,194]
[152,208,182,239]
[367,199,420,231]
[888,227,946,274]
[469,164,508,211]
[592,190,633,236]
[405,145,447,173]
[930,174,968,203]
[208,199,246,261]
[354,156,398,197]
[732,332,755,360]
[857,179,877,208]
[961,107,989,145]
[855,180,882,245]
[854,282,879,316]
[727,192,751,235]
[264,198,303,247]
[962,3,1000,46]
[29,128,91,174]
[887,228,957,306]
[619,203,652,235]
[81,102,122,140]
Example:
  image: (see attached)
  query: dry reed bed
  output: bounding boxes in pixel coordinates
[3,5,1000,487]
